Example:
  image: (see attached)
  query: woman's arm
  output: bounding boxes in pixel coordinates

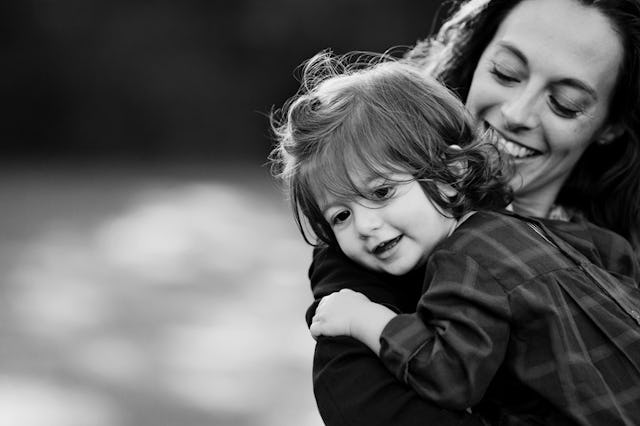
[307,245,486,426]
[306,245,420,318]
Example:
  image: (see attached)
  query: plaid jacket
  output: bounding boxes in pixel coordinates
[379,210,640,425]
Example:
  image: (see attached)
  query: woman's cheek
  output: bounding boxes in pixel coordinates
[466,75,503,119]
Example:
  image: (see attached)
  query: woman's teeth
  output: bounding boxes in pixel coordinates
[486,129,538,159]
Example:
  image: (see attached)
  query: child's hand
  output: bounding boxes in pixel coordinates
[310,288,372,339]
[310,289,397,354]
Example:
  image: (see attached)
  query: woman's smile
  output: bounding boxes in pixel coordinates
[483,123,541,159]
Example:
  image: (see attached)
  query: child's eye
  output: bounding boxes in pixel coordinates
[371,185,395,200]
[331,210,351,225]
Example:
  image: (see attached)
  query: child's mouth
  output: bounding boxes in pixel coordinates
[373,235,403,256]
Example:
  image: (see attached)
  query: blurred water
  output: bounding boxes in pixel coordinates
[0,161,322,426]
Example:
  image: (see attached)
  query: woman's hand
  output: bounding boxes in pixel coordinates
[310,288,397,355]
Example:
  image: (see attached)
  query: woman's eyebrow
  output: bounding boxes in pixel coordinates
[497,42,598,100]
[555,78,598,101]
[495,42,527,65]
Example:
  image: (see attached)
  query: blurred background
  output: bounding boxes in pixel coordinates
[1,1,444,425]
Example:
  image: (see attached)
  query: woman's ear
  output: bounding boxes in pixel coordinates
[596,123,624,145]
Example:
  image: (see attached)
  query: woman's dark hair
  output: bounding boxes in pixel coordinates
[405,0,640,249]
[270,51,511,246]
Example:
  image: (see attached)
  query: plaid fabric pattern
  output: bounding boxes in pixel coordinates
[379,211,640,425]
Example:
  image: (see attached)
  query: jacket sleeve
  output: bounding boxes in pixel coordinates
[307,245,486,426]
[379,251,511,410]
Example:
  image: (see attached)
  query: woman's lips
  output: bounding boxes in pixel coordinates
[484,126,541,159]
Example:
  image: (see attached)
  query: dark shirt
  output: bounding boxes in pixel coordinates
[307,212,640,426]
[379,211,640,424]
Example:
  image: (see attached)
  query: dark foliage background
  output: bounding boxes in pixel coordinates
[3,0,446,163]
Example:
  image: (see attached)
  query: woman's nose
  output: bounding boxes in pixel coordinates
[500,88,540,131]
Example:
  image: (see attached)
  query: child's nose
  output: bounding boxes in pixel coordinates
[353,207,382,238]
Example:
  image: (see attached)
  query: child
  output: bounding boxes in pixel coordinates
[271,51,640,425]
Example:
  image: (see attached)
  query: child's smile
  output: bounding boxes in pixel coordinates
[320,172,458,276]
[371,235,403,258]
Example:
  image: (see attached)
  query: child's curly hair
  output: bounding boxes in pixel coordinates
[270,50,512,246]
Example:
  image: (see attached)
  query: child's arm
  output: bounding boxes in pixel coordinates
[313,249,510,411]
[306,245,485,426]
[378,250,511,410]
[310,288,397,355]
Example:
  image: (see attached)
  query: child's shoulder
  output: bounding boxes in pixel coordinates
[445,210,538,249]
[541,214,640,281]
[435,210,573,285]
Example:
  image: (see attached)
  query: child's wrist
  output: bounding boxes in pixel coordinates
[352,302,397,354]
[370,304,397,337]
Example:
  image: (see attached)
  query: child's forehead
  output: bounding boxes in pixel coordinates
[329,166,391,191]
[313,167,413,206]
[346,167,381,186]
[348,165,414,184]
[312,167,374,205]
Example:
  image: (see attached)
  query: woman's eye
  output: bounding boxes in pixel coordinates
[549,96,582,119]
[490,63,520,84]
[371,185,395,200]
[331,210,350,225]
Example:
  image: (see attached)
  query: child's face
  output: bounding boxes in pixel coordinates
[320,172,458,276]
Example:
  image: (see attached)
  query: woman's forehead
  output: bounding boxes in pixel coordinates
[493,0,623,95]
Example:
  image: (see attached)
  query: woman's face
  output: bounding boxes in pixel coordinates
[465,0,623,217]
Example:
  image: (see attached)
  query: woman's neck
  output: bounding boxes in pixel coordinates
[510,176,567,219]
[511,182,562,218]
[509,197,554,219]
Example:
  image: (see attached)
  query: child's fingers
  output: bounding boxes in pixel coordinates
[309,314,324,338]
[315,294,334,316]
[309,322,320,339]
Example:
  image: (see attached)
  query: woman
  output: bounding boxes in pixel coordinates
[307,0,640,425]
